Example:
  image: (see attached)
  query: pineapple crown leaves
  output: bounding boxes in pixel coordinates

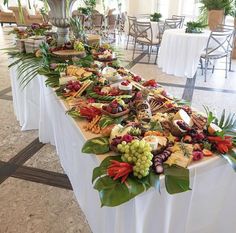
[203,105,216,126]
[215,109,236,134]
[204,106,236,139]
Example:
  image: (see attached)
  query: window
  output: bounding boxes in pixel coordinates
[158,0,169,18]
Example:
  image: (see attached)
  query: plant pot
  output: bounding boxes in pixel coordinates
[232,18,236,59]
[208,10,224,31]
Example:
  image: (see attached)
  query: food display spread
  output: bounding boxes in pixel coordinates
[8,26,236,207]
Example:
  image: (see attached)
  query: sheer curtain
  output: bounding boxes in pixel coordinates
[179,0,200,21]
[158,0,169,18]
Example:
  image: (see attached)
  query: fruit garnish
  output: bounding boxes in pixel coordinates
[192,151,204,161]
[66,80,81,92]
[107,160,133,183]
[74,41,85,52]
[121,81,130,86]
[202,149,213,157]
[117,140,153,179]
[133,75,142,82]
[208,136,233,154]
[79,106,101,121]
[143,79,158,87]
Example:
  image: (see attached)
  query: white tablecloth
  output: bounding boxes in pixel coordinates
[9,65,236,233]
[158,29,210,78]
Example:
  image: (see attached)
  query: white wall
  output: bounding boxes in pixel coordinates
[2,0,44,14]
[126,0,202,19]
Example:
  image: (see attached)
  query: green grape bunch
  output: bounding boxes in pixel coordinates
[74,41,85,52]
[117,140,153,179]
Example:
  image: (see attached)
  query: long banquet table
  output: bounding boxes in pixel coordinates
[158,29,210,78]
[9,64,236,233]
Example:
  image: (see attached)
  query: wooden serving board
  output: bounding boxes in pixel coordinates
[52,50,86,58]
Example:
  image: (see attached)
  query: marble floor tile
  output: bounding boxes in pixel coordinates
[192,90,236,114]
[194,59,236,90]
[0,99,38,162]
[25,144,64,173]
[0,178,91,233]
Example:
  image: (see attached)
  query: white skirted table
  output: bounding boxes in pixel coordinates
[9,64,236,233]
[158,29,210,78]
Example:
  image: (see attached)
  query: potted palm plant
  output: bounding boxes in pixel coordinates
[200,0,234,30]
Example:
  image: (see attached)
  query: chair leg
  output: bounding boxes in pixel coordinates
[200,58,203,75]
[126,35,130,50]
[132,40,137,60]
[155,46,158,64]
[229,53,232,71]
[148,45,151,62]
[149,45,152,63]
[225,56,228,79]
[212,64,215,74]
[204,59,208,82]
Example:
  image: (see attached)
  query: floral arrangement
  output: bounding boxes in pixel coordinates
[185,21,207,33]
[150,13,162,22]
[7,38,236,208]
[9,23,51,39]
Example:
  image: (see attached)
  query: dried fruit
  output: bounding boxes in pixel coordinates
[183,135,192,143]
[193,143,202,151]
[192,151,204,161]
[202,149,213,157]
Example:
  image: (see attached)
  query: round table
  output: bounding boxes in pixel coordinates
[158,29,210,78]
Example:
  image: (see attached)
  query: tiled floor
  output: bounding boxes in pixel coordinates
[0,25,236,233]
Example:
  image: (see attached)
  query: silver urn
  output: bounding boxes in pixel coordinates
[47,0,76,45]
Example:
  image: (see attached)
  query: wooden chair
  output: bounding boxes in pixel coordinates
[0,8,16,26]
[91,13,104,32]
[200,29,234,81]
[133,21,161,63]
[9,7,43,26]
[107,14,117,38]
[126,16,137,49]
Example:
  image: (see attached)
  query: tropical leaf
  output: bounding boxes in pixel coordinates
[150,120,163,131]
[92,155,121,183]
[213,110,236,139]
[82,137,110,154]
[98,115,122,128]
[164,164,191,194]
[218,112,236,133]
[221,151,236,172]
[94,175,150,207]
[147,170,160,191]
[38,67,60,87]
[73,54,94,67]
[173,97,190,106]
[66,108,81,118]
[203,105,216,126]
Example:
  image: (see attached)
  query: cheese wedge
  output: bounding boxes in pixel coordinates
[173,109,193,127]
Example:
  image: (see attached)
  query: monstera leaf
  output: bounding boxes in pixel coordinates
[82,137,110,154]
[164,164,191,194]
[92,156,159,207]
[221,150,236,172]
